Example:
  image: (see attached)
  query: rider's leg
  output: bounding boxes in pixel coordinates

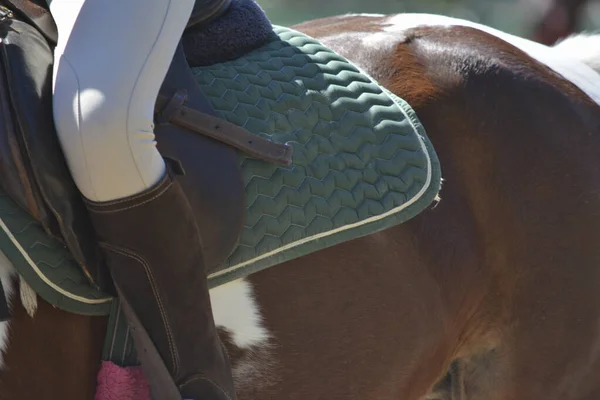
[50,0,236,398]
[50,0,178,201]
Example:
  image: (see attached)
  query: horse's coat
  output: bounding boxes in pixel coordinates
[0,265,273,390]
[211,279,276,392]
[554,33,600,75]
[379,14,600,103]
[0,273,272,383]
[210,280,270,349]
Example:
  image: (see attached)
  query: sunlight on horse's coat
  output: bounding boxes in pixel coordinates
[360,32,400,52]
[375,13,600,105]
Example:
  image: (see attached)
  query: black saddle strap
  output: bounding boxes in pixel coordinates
[0,281,10,322]
[1,0,57,45]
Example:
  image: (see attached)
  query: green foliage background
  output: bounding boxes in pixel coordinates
[256,0,600,38]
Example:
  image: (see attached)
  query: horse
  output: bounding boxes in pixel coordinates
[1,11,600,400]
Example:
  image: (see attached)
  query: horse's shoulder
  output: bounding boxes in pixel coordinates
[297,16,597,118]
[392,25,600,126]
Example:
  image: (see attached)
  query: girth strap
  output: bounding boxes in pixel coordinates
[115,283,182,400]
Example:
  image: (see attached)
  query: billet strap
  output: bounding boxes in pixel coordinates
[156,90,293,166]
[102,299,138,367]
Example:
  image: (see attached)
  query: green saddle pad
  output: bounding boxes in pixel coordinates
[0,190,112,315]
[196,26,441,287]
[0,25,440,316]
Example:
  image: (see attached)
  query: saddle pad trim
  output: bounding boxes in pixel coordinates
[207,91,437,285]
[0,189,112,315]
[0,217,110,305]
[0,212,112,305]
[102,299,138,366]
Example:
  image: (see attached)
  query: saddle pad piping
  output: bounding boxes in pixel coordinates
[0,216,112,305]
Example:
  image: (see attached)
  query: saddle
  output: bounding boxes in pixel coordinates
[0,0,290,292]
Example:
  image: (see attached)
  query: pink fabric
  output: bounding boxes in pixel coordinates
[95,361,150,400]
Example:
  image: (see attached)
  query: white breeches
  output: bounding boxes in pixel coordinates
[50,0,194,201]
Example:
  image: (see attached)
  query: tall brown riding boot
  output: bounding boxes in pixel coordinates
[84,166,236,400]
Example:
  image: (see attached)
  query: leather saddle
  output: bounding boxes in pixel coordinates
[0,0,291,291]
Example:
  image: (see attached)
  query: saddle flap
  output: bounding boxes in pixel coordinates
[1,0,57,45]
[155,43,246,271]
[0,16,109,289]
[0,17,55,228]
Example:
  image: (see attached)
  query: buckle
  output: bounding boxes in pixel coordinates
[0,5,13,22]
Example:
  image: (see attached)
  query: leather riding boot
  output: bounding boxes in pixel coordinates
[84,167,236,400]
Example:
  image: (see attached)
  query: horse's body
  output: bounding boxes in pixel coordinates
[1,12,600,400]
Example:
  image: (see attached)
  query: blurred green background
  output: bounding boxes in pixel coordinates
[255,0,600,41]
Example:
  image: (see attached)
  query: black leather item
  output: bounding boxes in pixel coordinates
[0,15,109,289]
[2,0,233,45]
[0,280,11,321]
[1,0,57,45]
[0,15,247,288]
[85,169,237,400]
[155,43,246,272]
[155,90,293,166]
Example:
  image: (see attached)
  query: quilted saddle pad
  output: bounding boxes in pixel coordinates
[193,26,442,288]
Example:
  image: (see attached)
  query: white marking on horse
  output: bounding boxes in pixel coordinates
[0,251,17,368]
[354,13,386,17]
[369,13,600,106]
[210,279,270,348]
[553,33,600,77]
[209,279,278,390]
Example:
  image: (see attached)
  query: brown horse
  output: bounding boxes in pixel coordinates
[1,12,600,400]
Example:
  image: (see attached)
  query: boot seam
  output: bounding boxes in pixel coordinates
[101,243,181,377]
[219,338,232,364]
[87,181,173,213]
[179,375,233,400]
